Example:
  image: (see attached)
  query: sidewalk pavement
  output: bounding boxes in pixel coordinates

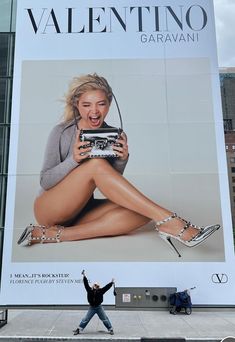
[0,308,235,341]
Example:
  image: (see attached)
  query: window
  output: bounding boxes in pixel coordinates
[0,0,12,32]
[231,157,235,163]
[0,32,14,229]
[0,34,10,76]
[0,0,16,33]
[0,0,15,270]
[0,176,7,228]
[231,167,235,173]
[224,119,233,131]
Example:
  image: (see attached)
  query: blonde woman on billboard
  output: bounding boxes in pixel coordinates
[17,73,220,257]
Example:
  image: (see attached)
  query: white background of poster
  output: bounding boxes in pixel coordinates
[0,0,234,305]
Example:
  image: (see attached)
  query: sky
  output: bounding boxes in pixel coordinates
[214,0,235,67]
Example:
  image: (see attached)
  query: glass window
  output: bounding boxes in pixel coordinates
[0,34,9,77]
[0,126,10,174]
[231,167,235,173]
[231,158,235,163]
[0,0,12,32]
[0,176,7,228]
[232,177,235,183]
[0,79,7,122]
[0,127,5,173]
[10,0,17,32]
[0,1,15,241]
[0,79,12,124]
[224,119,233,131]
[0,36,14,231]
[9,34,15,76]
[0,33,14,77]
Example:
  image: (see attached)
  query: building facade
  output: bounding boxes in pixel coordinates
[221,68,235,231]
[0,0,16,247]
[225,132,235,233]
[220,67,235,131]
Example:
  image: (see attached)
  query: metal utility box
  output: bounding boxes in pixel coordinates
[115,287,177,309]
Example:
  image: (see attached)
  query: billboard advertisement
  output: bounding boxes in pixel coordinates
[0,0,234,305]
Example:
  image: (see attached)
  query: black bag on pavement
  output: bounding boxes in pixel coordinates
[169,287,195,315]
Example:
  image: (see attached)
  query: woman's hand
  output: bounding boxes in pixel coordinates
[113,132,129,161]
[73,130,92,164]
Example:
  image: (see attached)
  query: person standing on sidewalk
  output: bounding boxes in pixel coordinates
[73,270,115,335]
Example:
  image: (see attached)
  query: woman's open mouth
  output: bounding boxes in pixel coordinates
[89,115,102,128]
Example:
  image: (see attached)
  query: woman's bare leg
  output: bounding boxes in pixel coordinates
[74,200,120,224]
[35,158,169,224]
[34,159,196,241]
[32,199,150,241]
[61,206,150,241]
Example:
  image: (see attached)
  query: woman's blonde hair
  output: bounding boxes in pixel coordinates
[63,73,113,122]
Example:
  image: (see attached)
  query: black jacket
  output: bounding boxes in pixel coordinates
[83,276,113,307]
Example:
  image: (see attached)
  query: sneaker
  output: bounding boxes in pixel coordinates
[73,328,80,335]
[109,329,114,335]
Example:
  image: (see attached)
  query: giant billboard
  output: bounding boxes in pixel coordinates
[0,0,234,305]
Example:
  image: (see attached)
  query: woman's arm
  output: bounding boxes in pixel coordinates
[40,125,129,189]
[101,281,114,294]
[40,124,79,190]
[83,275,91,292]
[112,131,129,174]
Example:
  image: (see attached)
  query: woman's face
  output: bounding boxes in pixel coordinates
[77,89,110,129]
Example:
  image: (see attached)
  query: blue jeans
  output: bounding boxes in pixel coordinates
[79,305,113,331]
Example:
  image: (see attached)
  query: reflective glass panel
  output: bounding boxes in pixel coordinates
[0,79,7,123]
[0,176,7,228]
[0,34,9,77]
[11,0,17,32]
[0,126,10,174]
[0,126,4,173]
[0,0,12,32]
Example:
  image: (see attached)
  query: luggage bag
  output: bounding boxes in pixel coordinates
[169,287,195,315]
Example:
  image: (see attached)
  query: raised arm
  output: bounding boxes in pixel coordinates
[81,270,91,292]
[101,278,115,294]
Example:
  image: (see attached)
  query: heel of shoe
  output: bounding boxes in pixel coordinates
[18,224,64,246]
[155,213,221,256]
[159,232,182,258]
[17,225,34,245]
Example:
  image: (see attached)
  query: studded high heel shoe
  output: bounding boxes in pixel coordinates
[155,213,220,257]
[17,224,64,246]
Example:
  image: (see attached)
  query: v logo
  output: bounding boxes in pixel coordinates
[211,273,228,284]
